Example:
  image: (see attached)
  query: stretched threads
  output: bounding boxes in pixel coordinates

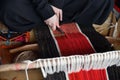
[35,25,60,58]
[56,33,95,56]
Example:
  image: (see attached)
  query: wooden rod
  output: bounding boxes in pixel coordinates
[9,43,39,54]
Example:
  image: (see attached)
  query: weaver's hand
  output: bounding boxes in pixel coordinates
[44,15,60,31]
[51,5,63,21]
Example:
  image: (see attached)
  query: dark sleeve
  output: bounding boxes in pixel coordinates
[49,0,64,9]
[32,0,55,20]
[115,0,120,8]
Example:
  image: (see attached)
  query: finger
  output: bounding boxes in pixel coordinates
[48,25,55,31]
[48,22,54,30]
[50,22,57,31]
[56,21,60,28]
[52,25,56,31]
[59,10,63,21]
[44,20,49,25]
[56,12,59,20]
[55,16,60,28]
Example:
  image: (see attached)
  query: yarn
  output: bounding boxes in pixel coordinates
[35,23,113,80]
[0,32,30,48]
[68,69,107,80]
[56,33,95,56]
[35,25,60,58]
[54,23,95,56]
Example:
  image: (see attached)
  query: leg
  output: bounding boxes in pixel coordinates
[0,0,44,33]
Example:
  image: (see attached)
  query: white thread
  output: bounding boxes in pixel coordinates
[72,56,76,72]
[36,59,41,68]
[24,60,33,80]
[60,57,62,72]
[44,59,49,74]
[108,52,114,67]
[96,54,101,69]
[83,55,87,70]
[70,56,75,72]
[78,55,82,71]
[47,59,53,74]
[52,58,56,73]
[63,57,69,80]
[67,57,71,73]
[87,55,91,70]
[105,53,110,68]
[102,53,107,68]
[81,55,84,69]
[93,54,97,69]
[109,52,114,66]
[69,56,72,73]
[115,51,120,66]
[99,54,104,69]
[39,59,47,78]
[56,58,60,73]
[115,51,120,64]
[63,57,67,72]
[86,55,90,70]
[107,52,112,67]
[89,54,93,69]
[75,55,80,72]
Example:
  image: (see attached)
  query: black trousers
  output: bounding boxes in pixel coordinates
[0,0,44,32]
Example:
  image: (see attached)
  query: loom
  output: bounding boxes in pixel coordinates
[0,12,120,80]
[0,51,120,80]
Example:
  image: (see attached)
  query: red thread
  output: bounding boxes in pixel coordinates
[54,23,108,80]
[55,31,95,56]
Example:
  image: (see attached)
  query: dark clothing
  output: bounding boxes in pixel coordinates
[59,0,114,26]
[0,0,55,32]
[115,0,120,8]
[0,0,114,32]
[44,72,66,80]
[107,65,120,80]
[35,24,60,58]
[44,0,114,26]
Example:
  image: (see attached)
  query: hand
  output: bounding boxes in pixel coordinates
[51,5,63,21]
[44,15,60,31]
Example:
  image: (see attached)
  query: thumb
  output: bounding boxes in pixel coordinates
[56,23,60,29]
[52,25,56,31]
[56,19,60,28]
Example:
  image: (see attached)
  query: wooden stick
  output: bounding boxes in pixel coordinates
[9,43,39,54]
[9,31,65,54]
[0,41,23,46]
[0,63,36,72]
[0,51,120,72]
